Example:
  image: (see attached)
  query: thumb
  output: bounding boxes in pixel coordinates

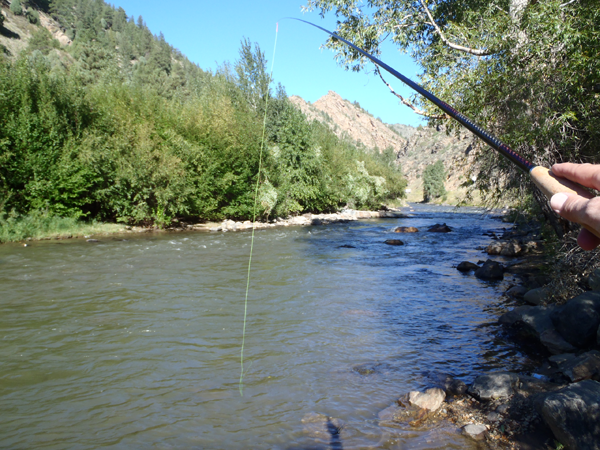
[551,192,600,228]
[551,192,600,250]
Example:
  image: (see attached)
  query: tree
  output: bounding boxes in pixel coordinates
[304,0,600,206]
[234,37,270,113]
[422,160,446,202]
[10,0,23,15]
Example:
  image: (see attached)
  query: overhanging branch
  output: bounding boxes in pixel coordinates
[419,0,494,56]
[374,67,449,120]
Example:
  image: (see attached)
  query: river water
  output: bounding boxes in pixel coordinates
[0,205,531,449]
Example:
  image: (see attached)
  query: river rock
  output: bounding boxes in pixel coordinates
[408,388,446,411]
[423,371,468,396]
[462,424,487,441]
[506,285,528,299]
[538,380,600,450]
[457,261,480,272]
[540,329,578,355]
[556,350,600,382]
[523,286,551,305]
[427,223,452,232]
[552,292,600,348]
[486,240,522,256]
[498,305,573,354]
[468,372,519,401]
[86,239,99,243]
[475,259,504,280]
[384,239,405,246]
[394,226,419,233]
[301,412,345,439]
[587,268,600,291]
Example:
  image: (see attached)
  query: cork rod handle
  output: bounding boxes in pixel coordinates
[530,166,600,238]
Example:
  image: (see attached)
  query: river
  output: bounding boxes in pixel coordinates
[0,205,531,449]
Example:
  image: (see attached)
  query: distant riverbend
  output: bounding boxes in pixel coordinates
[0,204,530,449]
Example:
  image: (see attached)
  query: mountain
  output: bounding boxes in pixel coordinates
[290,91,479,204]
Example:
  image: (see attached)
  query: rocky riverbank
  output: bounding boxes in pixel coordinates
[371,219,600,449]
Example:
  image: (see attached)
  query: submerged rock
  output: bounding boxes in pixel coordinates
[457,261,480,272]
[394,226,419,233]
[538,380,600,450]
[427,223,452,233]
[301,412,345,439]
[384,239,405,246]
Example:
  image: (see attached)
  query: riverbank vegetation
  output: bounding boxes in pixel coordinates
[0,0,407,242]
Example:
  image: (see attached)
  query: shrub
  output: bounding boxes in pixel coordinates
[10,0,22,15]
[26,7,39,24]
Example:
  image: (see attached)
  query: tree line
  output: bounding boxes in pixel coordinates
[0,0,406,227]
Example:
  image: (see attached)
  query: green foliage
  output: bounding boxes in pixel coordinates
[422,160,446,202]
[0,12,5,27]
[0,0,407,229]
[10,0,22,15]
[27,28,61,55]
[26,7,39,24]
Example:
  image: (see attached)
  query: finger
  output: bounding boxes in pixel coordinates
[577,228,600,251]
[551,163,600,191]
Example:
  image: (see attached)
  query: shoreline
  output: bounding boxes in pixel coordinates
[1,208,414,245]
[389,219,600,449]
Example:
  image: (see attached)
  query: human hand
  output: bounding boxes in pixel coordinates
[550,163,600,250]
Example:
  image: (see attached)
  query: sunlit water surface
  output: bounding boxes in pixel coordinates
[0,205,530,449]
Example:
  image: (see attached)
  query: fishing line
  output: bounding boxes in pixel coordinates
[239,23,279,397]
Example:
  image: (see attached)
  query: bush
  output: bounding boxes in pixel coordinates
[422,160,446,202]
[26,7,39,24]
[1,12,5,27]
[10,0,22,15]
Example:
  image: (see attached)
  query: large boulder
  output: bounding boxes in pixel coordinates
[475,259,504,281]
[499,305,574,354]
[538,380,600,450]
[552,292,600,348]
[468,372,519,401]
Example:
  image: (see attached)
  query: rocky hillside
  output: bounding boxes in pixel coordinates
[290,91,479,204]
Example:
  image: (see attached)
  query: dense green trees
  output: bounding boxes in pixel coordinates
[0,0,406,229]
[304,0,600,203]
[422,160,446,202]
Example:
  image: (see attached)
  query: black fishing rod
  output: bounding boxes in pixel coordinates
[291,18,597,234]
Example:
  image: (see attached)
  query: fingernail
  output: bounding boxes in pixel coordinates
[551,193,568,213]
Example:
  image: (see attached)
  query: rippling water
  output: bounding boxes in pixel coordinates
[0,205,530,449]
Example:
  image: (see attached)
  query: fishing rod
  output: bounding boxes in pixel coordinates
[291,18,599,236]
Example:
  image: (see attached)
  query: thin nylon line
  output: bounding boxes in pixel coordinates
[240,23,279,397]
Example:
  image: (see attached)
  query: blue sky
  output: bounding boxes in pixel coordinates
[109,0,425,127]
